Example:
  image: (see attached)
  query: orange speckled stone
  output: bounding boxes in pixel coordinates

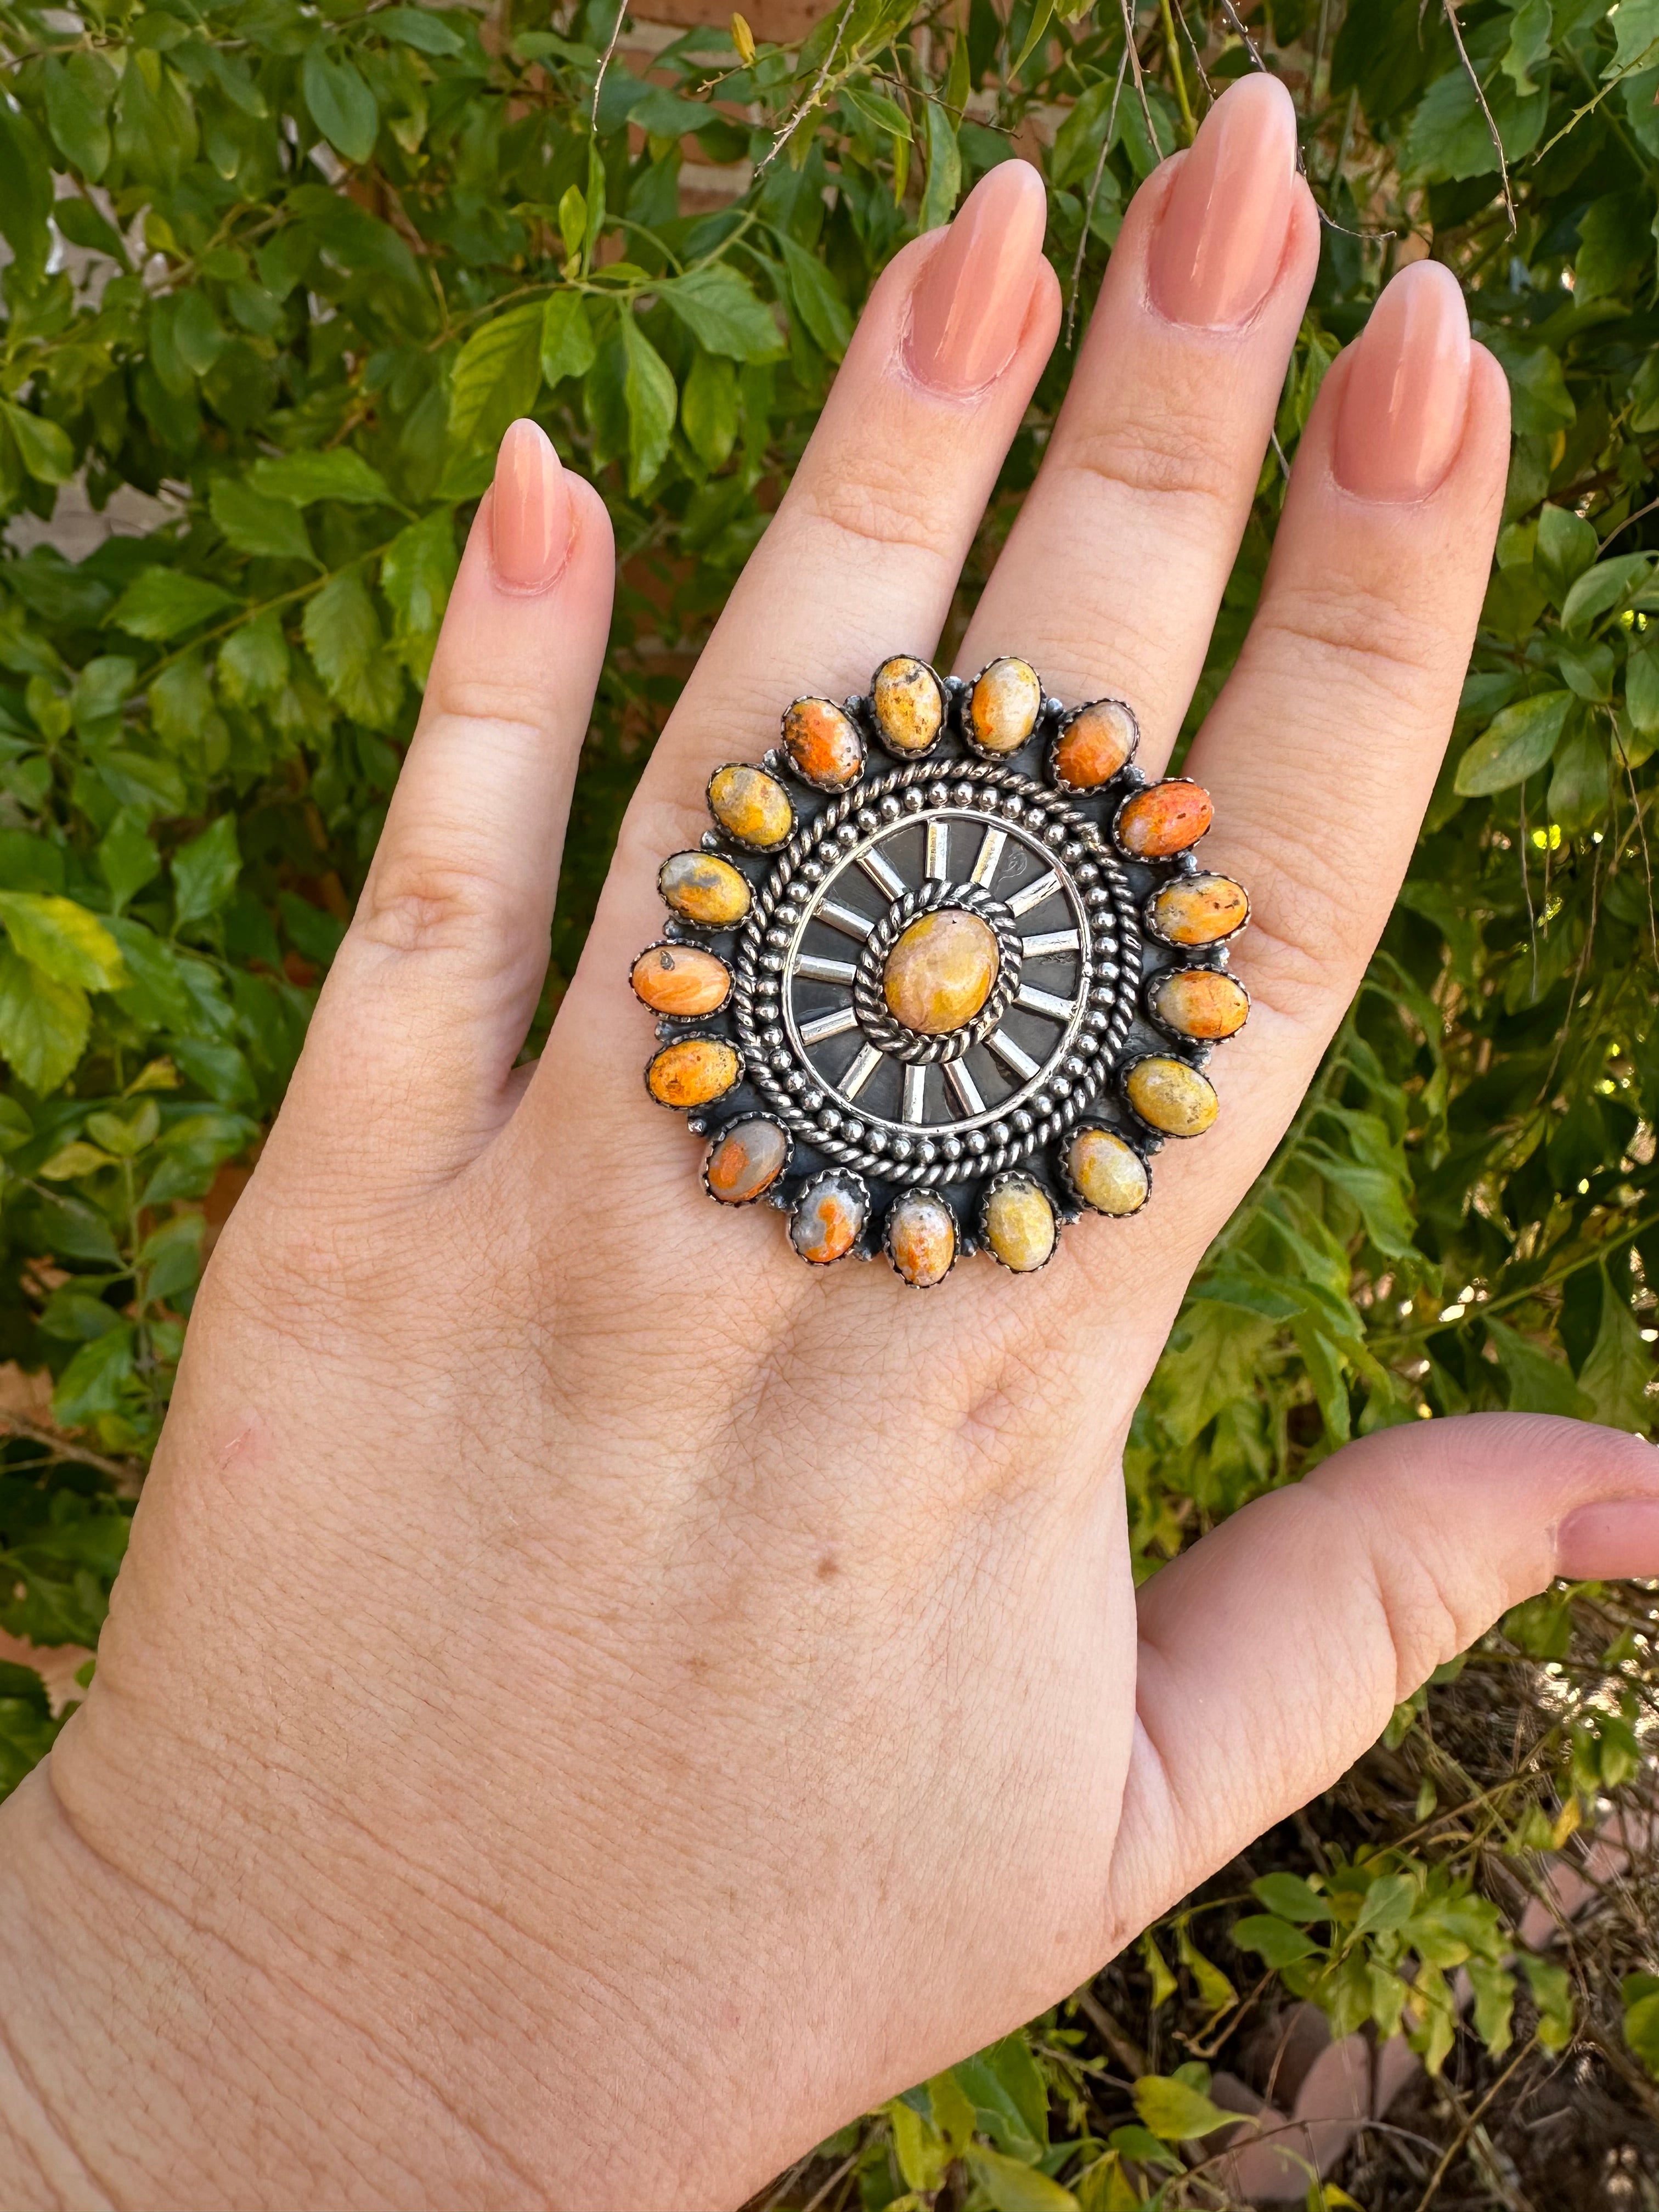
[1052,698,1138,789]
[708,764,793,849]
[983,1177,1056,1272]
[882,909,999,1035]
[647,1036,741,1108]
[1126,1056,1218,1138]
[1116,779,1214,859]
[782,696,864,788]
[967,657,1042,754]
[1148,873,1249,946]
[790,1172,865,1263]
[1066,1127,1149,1217]
[887,1192,956,1286]
[659,850,751,927]
[705,1118,789,1204]
[631,943,731,1017]
[871,655,944,755]
[1150,968,1249,1041]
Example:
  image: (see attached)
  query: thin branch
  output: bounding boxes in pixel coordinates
[1157,0,1194,141]
[1116,0,1158,159]
[1410,2041,1537,2212]
[1595,491,1659,553]
[754,0,860,178]
[589,0,629,136]
[1066,41,1129,349]
[0,1410,143,1494]
[1444,0,1515,236]
[1531,32,1659,166]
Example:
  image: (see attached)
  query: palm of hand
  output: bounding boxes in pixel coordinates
[5,81,1652,2212]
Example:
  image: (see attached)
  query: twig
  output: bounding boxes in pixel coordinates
[798,2149,860,2212]
[754,0,859,178]
[1074,1982,1149,2075]
[1613,722,1659,972]
[0,1410,143,1494]
[1531,33,1659,166]
[1158,0,1193,140]
[1443,0,1515,236]
[1595,492,1659,552]
[1116,0,1158,159]
[589,0,629,134]
[1410,2041,1536,2212]
[1066,41,1130,349]
[1519,782,1539,1001]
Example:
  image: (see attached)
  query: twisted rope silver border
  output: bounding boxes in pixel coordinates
[849,879,1023,1065]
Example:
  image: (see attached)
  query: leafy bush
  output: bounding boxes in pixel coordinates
[0,0,1654,2200]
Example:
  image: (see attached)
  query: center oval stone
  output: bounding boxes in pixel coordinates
[882,909,1000,1036]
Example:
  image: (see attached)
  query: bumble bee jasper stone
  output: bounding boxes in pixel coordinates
[967,657,1042,754]
[630,943,731,1017]
[1148,873,1249,946]
[887,1192,956,1286]
[782,696,864,788]
[1067,1127,1149,1216]
[1116,779,1214,859]
[647,1036,741,1108]
[790,1172,865,1263]
[1053,698,1138,789]
[871,655,944,755]
[705,1119,789,1203]
[708,764,793,849]
[1126,1056,1218,1137]
[882,909,1000,1035]
[983,1177,1056,1272]
[659,850,751,927]
[1150,968,1249,1041]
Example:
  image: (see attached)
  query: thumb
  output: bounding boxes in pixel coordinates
[1105,1413,1658,1939]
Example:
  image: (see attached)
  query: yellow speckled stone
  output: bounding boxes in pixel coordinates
[630,943,731,1017]
[882,909,1000,1035]
[1116,779,1213,859]
[967,657,1042,754]
[708,764,793,849]
[1126,1056,1218,1137]
[659,850,751,927]
[1150,968,1249,1041]
[871,655,944,755]
[983,1178,1056,1272]
[1067,1127,1149,1216]
[887,1192,956,1286]
[782,696,864,788]
[1052,698,1138,789]
[1148,874,1250,947]
[646,1036,741,1108]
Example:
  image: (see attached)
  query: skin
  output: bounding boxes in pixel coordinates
[1,92,1655,2212]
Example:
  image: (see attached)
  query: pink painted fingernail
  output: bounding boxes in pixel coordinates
[490,418,569,590]
[1556,1496,1659,1581]
[1333,261,1472,502]
[906,160,1048,395]
[1148,74,1299,330]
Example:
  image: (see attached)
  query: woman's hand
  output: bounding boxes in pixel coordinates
[3,74,1656,2212]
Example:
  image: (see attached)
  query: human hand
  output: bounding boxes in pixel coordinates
[3,72,1656,2212]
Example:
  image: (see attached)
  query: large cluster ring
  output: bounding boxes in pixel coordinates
[630,654,1250,1284]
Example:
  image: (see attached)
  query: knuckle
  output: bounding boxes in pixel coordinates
[1250,579,1440,706]
[354,849,510,958]
[793,451,960,565]
[1056,404,1240,516]
[1226,841,1362,1024]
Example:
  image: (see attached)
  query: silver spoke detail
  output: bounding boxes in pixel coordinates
[819,899,876,939]
[1020,928,1080,958]
[986,1028,1040,1080]
[857,846,905,899]
[902,1063,927,1124]
[925,820,950,879]
[1014,983,1077,1020]
[840,1043,883,1099]
[944,1058,985,1115]
[800,1005,859,1045]
[794,955,857,984]
[968,827,1006,888]
[1007,869,1060,918]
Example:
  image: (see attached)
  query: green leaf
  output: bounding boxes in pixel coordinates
[171,817,241,930]
[448,301,545,456]
[218,612,291,706]
[209,477,316,566]
[620,312,678,496]
[964,2146,1078,2212]
[1520,1953,1574,2052]
[0,894,124,990]
[303,43,379,165]
[1454,691,1573,795]
[302,572,404,730]
[43,50,117,179]
[1486,338,1575,437]
[658,267,783,362]
[1578,1274,1654,1431]
[1232,1914,1319,1967]
[380,510,458,681]
[247,451,393,508]
[52,1324,136,1428]
[1624,1974,1659,2078]
[950,2035,1048,2160]
[887,2098,949,2194]
[1177,1922,1237,2014]
[1535,503,1601,602]
[0,945,88,1092]
[109,569,238,642]
[1486,1317,1594,1418]
[98,811,161,913]
[0,104,54,288]
[2,405,74,487]
[1251,1872,1331,1923]
[541,292,597,388]
[378,6,465,54]
[776,233,853,359]
[1131,2074,1238,2142]
[1562,554,1653,635]
[920,96,962,229]
[1353,1870,1418,1936]
[681,349,739,470]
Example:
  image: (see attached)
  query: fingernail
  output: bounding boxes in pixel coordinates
[490,418,569,589]
[906,160,1048,395]
[1555,1497,1659,1581]
[1332,261,1472,502]
[1148,74,1298,329]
